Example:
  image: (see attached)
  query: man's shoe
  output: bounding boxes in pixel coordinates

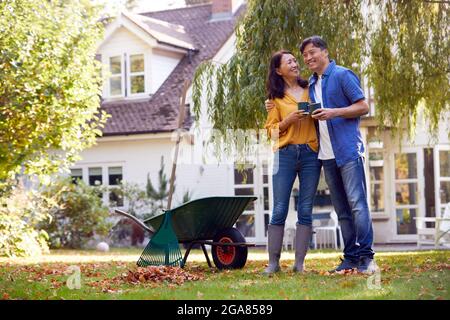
[358,256,378,274]
[330,257,359,273]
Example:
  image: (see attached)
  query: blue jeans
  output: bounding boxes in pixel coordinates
[322,157,375,261]
[271,144,322,226]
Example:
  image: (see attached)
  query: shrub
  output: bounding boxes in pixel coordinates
[0,183,52,257]
[43,177,111,249]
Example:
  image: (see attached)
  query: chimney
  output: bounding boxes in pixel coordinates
[211,0,241,21]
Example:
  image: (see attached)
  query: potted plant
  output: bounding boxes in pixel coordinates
[368,138,383,149]
[369,151,384,167]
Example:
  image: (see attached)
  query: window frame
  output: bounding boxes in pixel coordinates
[107,54,125,98]
[69,164,125,209]
[127,53,147,97]
[104,52,148,99]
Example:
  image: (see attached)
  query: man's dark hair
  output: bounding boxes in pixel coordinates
[299,36,328,53]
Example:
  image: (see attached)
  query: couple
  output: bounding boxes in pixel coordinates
[264,36,376,275]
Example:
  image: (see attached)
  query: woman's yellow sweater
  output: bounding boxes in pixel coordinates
[264,88,319,152]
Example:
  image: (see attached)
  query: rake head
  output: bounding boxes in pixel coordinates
[137,211,182,267]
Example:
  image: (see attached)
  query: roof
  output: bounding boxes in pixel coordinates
[101,4,244,136]
[122,12,196,51]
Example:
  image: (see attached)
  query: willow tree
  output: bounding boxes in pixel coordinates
[0,0,108,191]
[192,0,449,158]
[367,0,449,136]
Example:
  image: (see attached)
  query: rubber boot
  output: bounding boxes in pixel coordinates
[263,224,284,275]
[292,223,312,272]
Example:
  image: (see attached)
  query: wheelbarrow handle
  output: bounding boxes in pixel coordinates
[114,209,155,235]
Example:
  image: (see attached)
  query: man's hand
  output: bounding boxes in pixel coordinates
[265,99,276,112]
[311,108,338,121]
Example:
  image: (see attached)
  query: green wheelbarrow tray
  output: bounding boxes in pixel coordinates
[115,196,257,269]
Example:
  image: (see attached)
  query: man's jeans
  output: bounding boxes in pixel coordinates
[271,144,322,226]
[322,157,375,261]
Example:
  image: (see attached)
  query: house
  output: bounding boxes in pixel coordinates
[71,0,450,246]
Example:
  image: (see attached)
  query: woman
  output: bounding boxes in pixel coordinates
[264,50,321,274]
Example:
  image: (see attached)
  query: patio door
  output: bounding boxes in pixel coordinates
[233,162,270,245]
[434,145,450,217]
[392,148,425,241]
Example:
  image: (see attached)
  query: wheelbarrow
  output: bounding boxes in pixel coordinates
[115,196,257,269]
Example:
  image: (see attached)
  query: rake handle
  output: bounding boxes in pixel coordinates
[167,80,190,210]
[114,209,155,234]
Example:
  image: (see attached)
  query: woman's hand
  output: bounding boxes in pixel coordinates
[265,99,276,112]
[278,110,307,132]
[284,110,308,124]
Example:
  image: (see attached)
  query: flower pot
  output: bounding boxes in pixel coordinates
[369,160,384,167]
[368,141,383,149]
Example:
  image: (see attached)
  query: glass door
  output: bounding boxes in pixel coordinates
[233,165,256,242]
[392,148,425,240]
[434,145,450,217]
[233,161,270,245]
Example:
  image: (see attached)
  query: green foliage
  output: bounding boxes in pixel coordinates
[108,181,155,220]
[180,189,193,205]
[192,0,449,155]
[367,0,449,137]
[146,156,173,210]
[0,0,109,191]
[43,177,111,249]
[0,183,53,257]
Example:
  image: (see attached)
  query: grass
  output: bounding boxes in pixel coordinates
[0,248,449,300]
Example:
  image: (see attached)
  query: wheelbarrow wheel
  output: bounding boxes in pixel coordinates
[212,227,247,269]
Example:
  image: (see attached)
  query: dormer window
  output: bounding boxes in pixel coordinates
[105,53,147,99]
[109,56,124,96]
[129,54,145,94]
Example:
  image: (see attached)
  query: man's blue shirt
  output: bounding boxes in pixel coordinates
[308,60,366,167]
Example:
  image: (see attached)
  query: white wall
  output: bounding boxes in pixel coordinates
[151,48,184,94]
[99,26,148,56]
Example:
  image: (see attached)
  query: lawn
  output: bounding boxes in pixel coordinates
[0,248,449,300]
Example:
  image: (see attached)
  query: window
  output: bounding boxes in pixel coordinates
[108,167,123,207]
[107,53,146,98]
[394,153,419,235]
[129,54,145,94]
[88,167,103,186]
[70,168,82,184]
[234,165,255,237]
[88,167,103,199]
[109,56,123,96]
[108,166,123,185]
[369,152,384,212]
[367,127,385,213]
[439,150,450,204]
[70,165,124,207]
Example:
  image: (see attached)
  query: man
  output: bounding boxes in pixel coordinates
[266,36,376,273]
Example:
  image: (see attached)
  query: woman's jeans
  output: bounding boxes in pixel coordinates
[270,144,322,226]
[322,157,375,261]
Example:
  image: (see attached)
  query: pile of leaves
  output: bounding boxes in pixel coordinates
[120,266,204,285]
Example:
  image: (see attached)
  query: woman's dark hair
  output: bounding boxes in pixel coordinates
[299,36,328,54]
[266,50,308,99]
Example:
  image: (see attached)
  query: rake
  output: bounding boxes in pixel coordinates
[135,80,189,267]
[136,211,182,267]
